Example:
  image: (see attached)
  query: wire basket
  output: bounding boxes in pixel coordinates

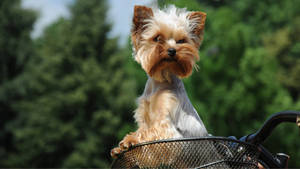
[111,137,260,169]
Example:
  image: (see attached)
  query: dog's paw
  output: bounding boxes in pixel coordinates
[120,135,139,150]
[110,147,122,159]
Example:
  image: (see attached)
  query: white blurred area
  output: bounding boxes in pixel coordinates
[21,0,154,45]
[107,0,153,45]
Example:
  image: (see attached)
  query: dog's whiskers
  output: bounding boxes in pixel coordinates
[193,63,200,72]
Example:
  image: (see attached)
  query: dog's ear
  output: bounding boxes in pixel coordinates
[131,6,153,53]
[188,11,206,47]
[132,5,153,33]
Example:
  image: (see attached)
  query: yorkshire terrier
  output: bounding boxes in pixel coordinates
[111,5,208,159]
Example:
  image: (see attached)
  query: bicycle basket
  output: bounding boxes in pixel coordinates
[111,137,260,169]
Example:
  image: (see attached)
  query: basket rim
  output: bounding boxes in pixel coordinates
[113,136,259,159]
[112,136,260,168]
[129,136,257,149]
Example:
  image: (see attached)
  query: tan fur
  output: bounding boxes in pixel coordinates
[126,90,179,143]
[111,5,208,160]
[111,89,181,161]
[131,6,153,53]
[188,12,207,47]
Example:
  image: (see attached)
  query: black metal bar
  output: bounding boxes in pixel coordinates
[245,110,300,145]
[257,145,282,168]
[126,136,257,149]
[194,160,257,168]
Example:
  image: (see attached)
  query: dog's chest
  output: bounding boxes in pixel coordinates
[142,88,178,125]
[136,90,183,139]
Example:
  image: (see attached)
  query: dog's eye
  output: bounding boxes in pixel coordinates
[176,39,186,44]
[153,35,161,42]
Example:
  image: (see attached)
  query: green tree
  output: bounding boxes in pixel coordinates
[5,0,137,167]
[0,0,36,166]
[160,0,300,167]
[2,0,299,167]
[263,18,300,100]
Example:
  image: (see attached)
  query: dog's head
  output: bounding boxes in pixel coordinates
[131,5,206,82]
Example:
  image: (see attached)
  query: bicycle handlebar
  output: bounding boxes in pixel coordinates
[245,110,300,145]
[238,111,300,168]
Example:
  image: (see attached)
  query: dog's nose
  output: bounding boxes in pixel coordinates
[167,48,176,57]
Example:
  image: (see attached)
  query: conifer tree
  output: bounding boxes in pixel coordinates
[0,0,36,166]
[6,0,137,167]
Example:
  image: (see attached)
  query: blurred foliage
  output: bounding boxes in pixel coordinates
[1,0,137,167]
[0,0,37,166]
[0,0,300,168]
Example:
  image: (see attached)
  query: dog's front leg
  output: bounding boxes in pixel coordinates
[110,98,149,158]
[110,131,141,158]
[125,90,180,145]
[110,90,179,158]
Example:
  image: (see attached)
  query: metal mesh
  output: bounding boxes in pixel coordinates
[111,137,260,169]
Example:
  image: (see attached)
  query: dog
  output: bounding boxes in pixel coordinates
[111,5,208,159]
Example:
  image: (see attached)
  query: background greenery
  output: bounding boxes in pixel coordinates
[0,0,299,168]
